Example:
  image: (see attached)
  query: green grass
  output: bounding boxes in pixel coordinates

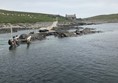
[84,13,118,22]
[0,9,67,23]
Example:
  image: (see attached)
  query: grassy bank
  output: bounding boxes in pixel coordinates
[83,13,118,23]
[0,9,67,23]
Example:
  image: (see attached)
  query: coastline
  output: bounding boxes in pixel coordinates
[0,22,53,34]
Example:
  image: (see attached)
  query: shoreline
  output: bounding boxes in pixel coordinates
[0,22,102,48]
[0,22,102,44]
[0,22,53,34]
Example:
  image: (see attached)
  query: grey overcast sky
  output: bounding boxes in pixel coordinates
[0,0,118,18]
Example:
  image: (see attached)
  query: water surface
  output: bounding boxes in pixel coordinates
[0,23,118,83]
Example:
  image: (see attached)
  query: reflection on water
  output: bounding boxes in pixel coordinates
[0,23,118,83]
[9,46,14,50]
[26,43,30,49]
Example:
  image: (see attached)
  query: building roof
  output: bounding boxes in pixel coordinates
[66,14,76,18]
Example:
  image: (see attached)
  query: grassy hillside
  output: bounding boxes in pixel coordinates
[0,9,67,23]
[84,14,118,23]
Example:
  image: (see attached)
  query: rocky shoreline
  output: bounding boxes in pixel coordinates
[0,22,53,34]
[52,25,101,38]
[0,22,101,44]
[0,22,96,34]
[18,24,101,43]
[0,28,32,34]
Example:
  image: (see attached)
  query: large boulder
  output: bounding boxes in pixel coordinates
[19,34,28,39]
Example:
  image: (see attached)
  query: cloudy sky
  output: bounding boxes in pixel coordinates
[0,0,118,18]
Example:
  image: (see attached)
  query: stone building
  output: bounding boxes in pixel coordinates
[65,14,76,20]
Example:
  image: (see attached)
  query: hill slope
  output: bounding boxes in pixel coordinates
[0,9,67,23]
[83,14,118,23]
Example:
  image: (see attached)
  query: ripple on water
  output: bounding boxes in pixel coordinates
[0,23,118,83]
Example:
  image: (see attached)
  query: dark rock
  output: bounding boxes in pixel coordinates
[39,29,49,32]
[19,34,28,39]
[29,32,34,34]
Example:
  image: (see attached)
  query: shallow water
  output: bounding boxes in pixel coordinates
[0,23,118,83]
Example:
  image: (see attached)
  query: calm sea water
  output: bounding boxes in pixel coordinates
[0,23,118,83]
